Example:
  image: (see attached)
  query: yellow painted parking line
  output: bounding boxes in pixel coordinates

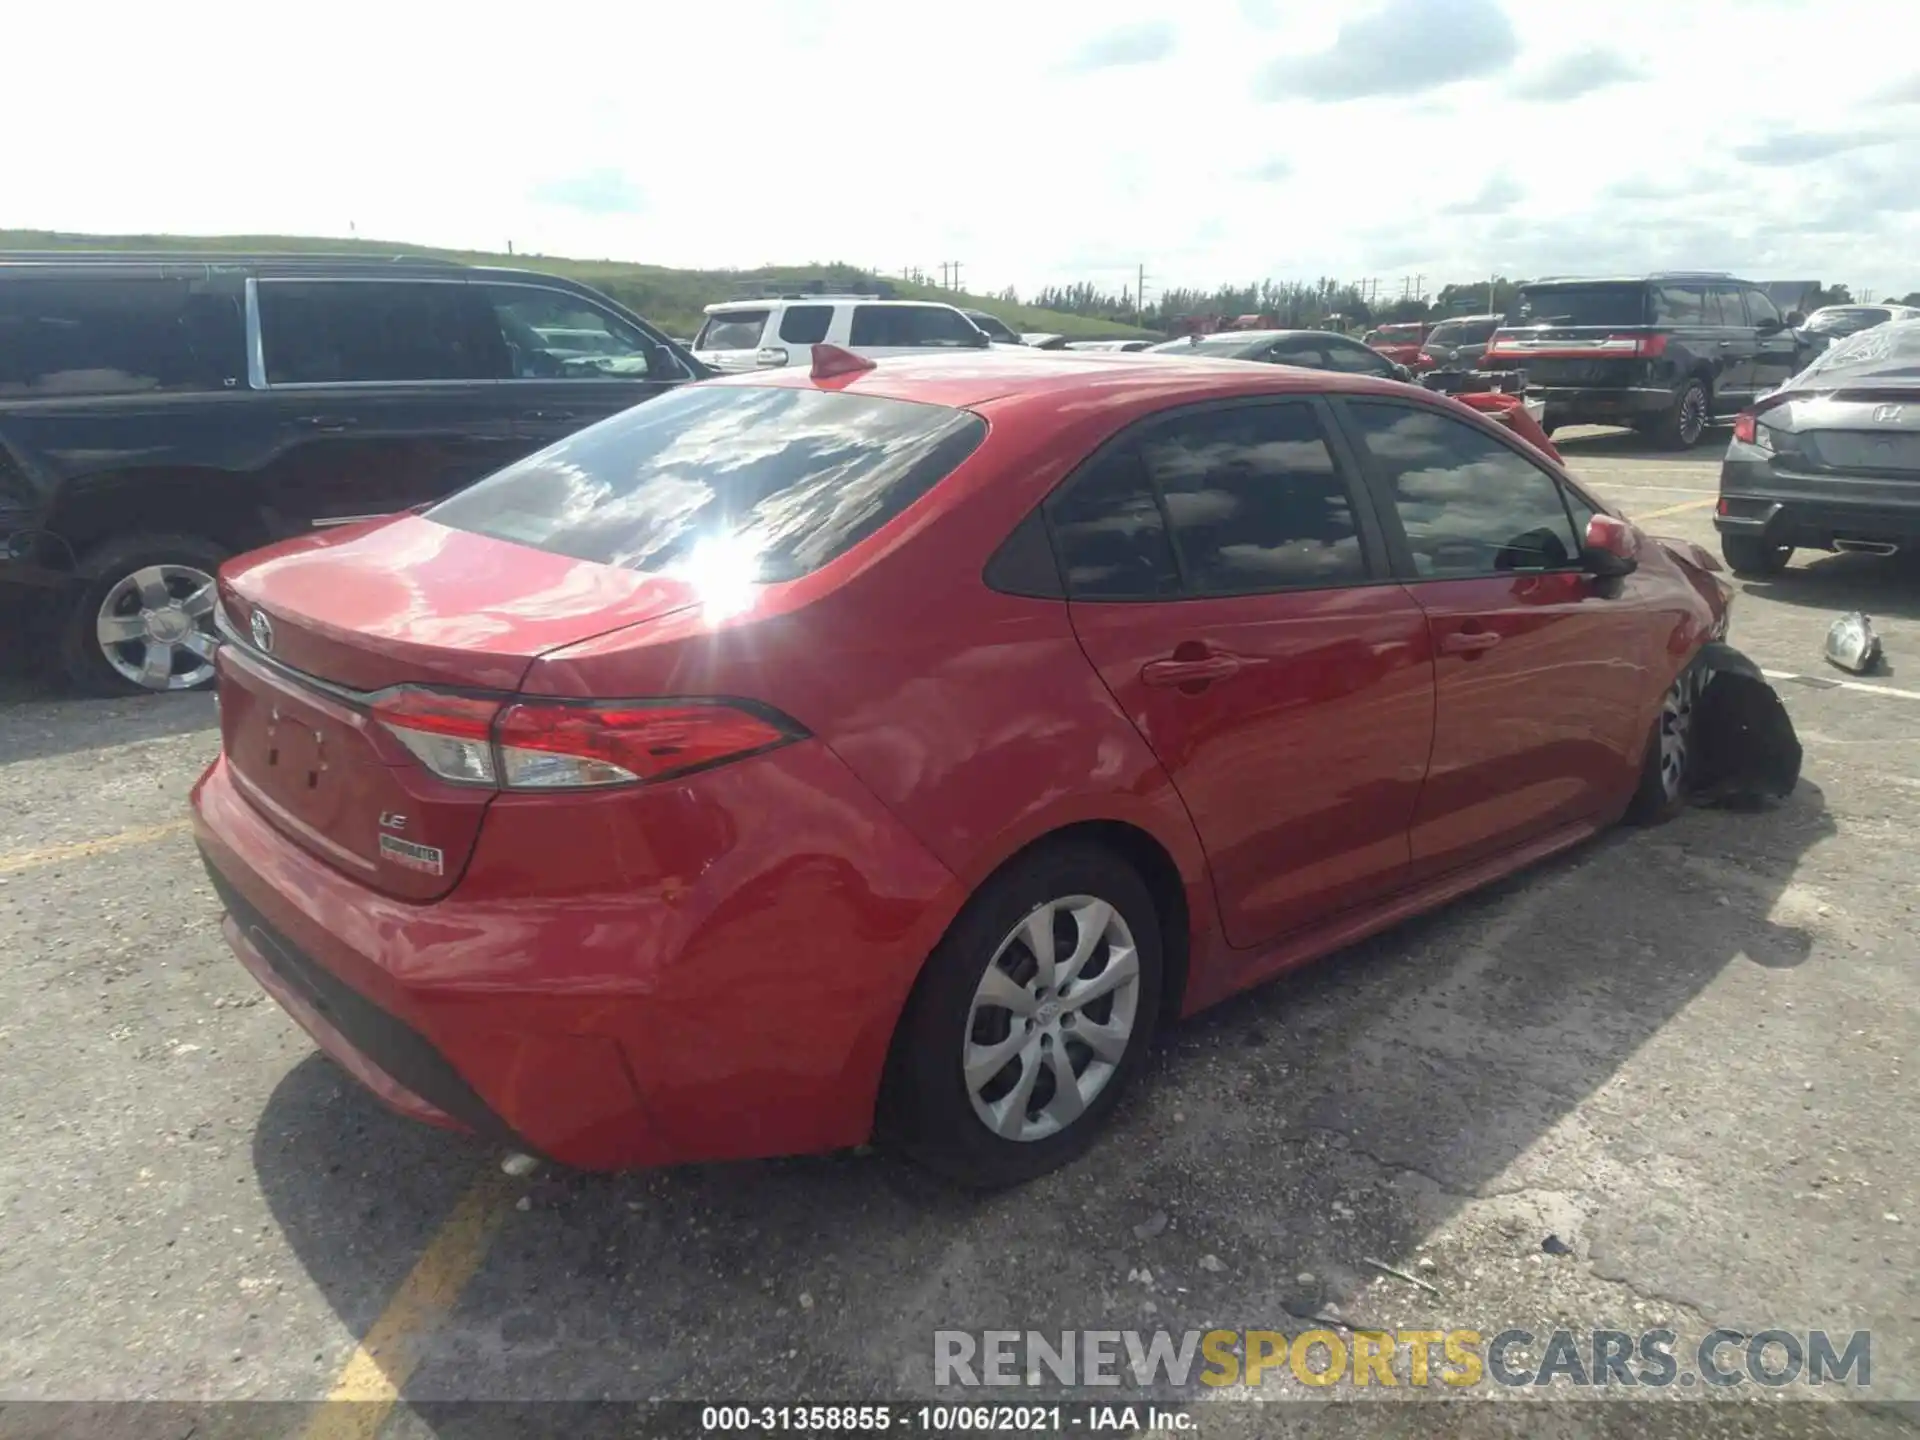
[1633,497,1718,522]
[0,817,194,876]
[304,1168,523,1440]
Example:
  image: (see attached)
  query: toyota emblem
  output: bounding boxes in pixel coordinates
[250,608,275,652]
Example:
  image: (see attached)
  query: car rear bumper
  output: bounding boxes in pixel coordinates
[191,741,964,1171]
[1717,452,1920,549]
[1529,386,1676,425]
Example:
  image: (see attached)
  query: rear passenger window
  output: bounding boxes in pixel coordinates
[1655,285,1705,324]
[1046,447,1181,600]
[1140,403,1367,594]
[1346,403,1581,576]
[851,306,981,348]
[259,281,506,384]
[0,279,244,396]
[778,305,832,345]
[1708,288,1748,327]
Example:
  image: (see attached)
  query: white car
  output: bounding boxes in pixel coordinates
[692,296,997,373]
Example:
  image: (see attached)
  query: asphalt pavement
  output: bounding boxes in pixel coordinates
[1,426,1916,1439]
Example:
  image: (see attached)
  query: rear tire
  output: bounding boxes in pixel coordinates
[885,842,1163,1188]
[1719,533,1792,577]
[58,533,227,695]
[1626,663,1704,824]
[1657,379,1711,449]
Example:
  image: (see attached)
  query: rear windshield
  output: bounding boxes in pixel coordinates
[428,385,987,582]
[1426,318,1499,345]
[1790,318,1920,385]
[1374,325,1423,338]
[1509,284,1648,327]
[1805,307,1892,336]
[1147,335,1258,357]
[693,311,769,351]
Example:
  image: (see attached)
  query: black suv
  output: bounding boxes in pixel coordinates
[0,253,705,692]
[1484,272,1809,448]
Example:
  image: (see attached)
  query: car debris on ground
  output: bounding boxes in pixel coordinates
[1825,611,1884,675]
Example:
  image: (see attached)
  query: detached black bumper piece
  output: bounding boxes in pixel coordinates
[1691,642,1801,805]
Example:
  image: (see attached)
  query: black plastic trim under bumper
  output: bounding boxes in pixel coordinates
[200,848,527,1150]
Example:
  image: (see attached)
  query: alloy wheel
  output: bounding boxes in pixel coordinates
[95,565,219,691]
[963,894,1141,1143]
[1679,387,1707,446]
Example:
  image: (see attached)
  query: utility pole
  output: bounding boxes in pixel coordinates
[1414,273,1426,303]
[951,261,963,293]
[1137,262,1151,325]
[1487,274,1495,313]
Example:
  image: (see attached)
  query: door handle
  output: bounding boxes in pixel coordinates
[522,409,577,422]
[1440,629,1502,656]
[295,415,356,432]
[1142,653,1245,688]
[1718,340,1737,348]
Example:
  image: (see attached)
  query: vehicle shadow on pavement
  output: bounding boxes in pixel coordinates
[1741,550,1920,633]
[251,784,1838,1409]
[1553,425,1732,462]
[0,677,218,765]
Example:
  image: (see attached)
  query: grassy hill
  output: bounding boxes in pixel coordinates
[0,230,1153,342]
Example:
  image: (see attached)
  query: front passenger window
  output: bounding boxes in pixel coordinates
[484,285,658,380]
[1346,403,1582,576]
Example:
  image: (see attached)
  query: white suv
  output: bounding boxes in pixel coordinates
[692,295,1000,373]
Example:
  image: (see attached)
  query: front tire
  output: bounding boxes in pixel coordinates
[1719,533,1792,577]
[1626,664,1704,824]
[58,533,227,695]
[886,843,1163,1187]
[1657,379,1711,449]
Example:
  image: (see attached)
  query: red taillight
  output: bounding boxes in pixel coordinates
[1633,333,1667,358]
[1732,411,1757,445]
[371,689,503,785]
[371,691,800,790]
[495,700,799,790]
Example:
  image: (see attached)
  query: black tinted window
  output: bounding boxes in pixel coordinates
[694,311,768,350]
[1513,284,1648,327]
[1708,287,1747,327]
[1745,289,1782,327]
[1654,285,1705,323]
[259,281,504,383]
[778,306,833,345]
[429,386,983,582]
[850,306,981,347]
[485,284,656,379]
[0,279,244,396]
[1140,404,1366,594]
[1046,447,1180,600]
[1428,318,1499,345]
[1347,403,1581,576]
[1321,338,1395,376]
[1265,338,1328,368]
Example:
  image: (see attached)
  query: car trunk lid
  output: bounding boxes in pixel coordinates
[215,516,702,899]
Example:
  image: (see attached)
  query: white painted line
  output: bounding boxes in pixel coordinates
[1763,668,1920,702]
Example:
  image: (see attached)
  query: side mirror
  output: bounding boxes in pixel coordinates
[968,327,993,349]
[1785,310,1806,328]
[1583,513,1640,578]
[1756,316,1785,336]
[1392,362,1413,382]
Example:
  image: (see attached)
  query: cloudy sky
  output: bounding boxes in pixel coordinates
[7,0,1917,301]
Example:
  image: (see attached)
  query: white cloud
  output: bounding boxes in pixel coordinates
[2,0,1916,301]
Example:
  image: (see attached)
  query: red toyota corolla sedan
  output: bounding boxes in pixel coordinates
[191,346,1787,1187]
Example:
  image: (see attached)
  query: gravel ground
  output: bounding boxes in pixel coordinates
[1,428,1916,1439]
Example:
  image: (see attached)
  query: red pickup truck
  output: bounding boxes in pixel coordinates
[1363,321,1432,367]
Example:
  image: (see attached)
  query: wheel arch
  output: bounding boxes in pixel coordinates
[50,466,274,560]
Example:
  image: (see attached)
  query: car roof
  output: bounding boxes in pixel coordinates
[1431,313,1502,324]
[701,297,954,314]
[1524,272,1750,285]
[707,348,1412,414]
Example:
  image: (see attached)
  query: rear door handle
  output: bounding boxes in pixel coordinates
[522,409,577,422]
[1440,630,1502,655]
[1142,653,1245,687]
[295,415,356,432]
